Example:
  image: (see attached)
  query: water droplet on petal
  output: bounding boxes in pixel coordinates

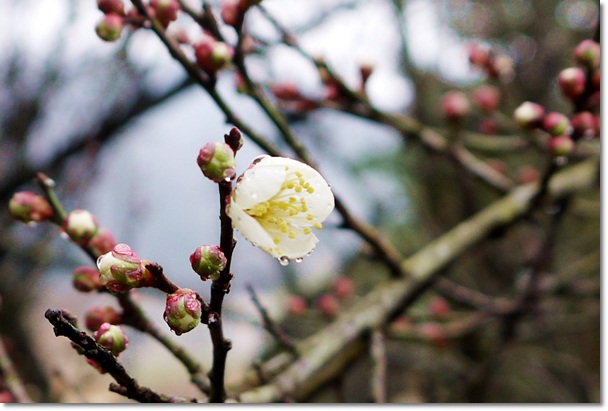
[60,232,69,240]
[294,257,303,263]
[26,221,38,228]
[278,256,290,266]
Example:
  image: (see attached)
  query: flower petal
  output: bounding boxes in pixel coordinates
[227,199,276,251]
[233,159,287,210]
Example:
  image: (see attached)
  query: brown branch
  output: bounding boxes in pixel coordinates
[44,309,181,403]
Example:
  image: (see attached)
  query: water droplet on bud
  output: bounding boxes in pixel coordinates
[278,256,290,266]
[294,257,303,263]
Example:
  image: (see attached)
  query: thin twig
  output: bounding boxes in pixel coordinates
[246,284,299,357]
[370,330,386,403]
[0,335,33,403]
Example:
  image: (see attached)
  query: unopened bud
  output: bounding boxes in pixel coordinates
[558,67,586,101]
[428,296,451,318]
[85,306,122,332]
[472,85,500,113]
[194,33,233,73]
[517,165,540,184]
[487,54,514,80]
[287,295,307,316]
[97,0,125,15]
[189,245,227,281]
[150,0,180,27]
[93,323,129,356]
[95,14,124,42]
[542,112,571,136]
[332,276,355,300]
[225,127,243,153]
[570,111,595,139]
[88,228,117,256]
[164,288,202,335]
[197,142,236,182]
[466,42,490,68]
[316,293,339,318]
[270,82,302,101]
[220,0,242,26]
[96,243,147,293]
[574,39,600,69]
[63,210,99,245]
[440,90,470,122]
[513,101,545,129]
[72,266,104,292]
[548,135,575,157]
[8,192,53,223]
[478,118,498,134]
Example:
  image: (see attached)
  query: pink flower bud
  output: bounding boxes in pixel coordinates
[558,67,586,101]
[63,210,99,245]
[97,0,125,16]
[197,142,236,182]
[270,82,302,101]
[88,228,117,256]
[150,0,180,28]
[96,243,146,293]
[194,33,233,73]
[570,111,596,139]
[332,276,355,300]
[93,323,129,356]
[487,54,514,80]
[190,245,227,281]
[513,101,545,129]
[95,14,124,42]
[287,295,307,316]
[164,288,202,335]
[478,118,498,134]
[225,127,243,153]
[466,42,490,68]
[8,192,53,223]
[542,112,572,136]
[428,296,451,318]
[440,90,470,122]
[85,306,122,332]
[72,266,104,292]
[472,85,500,113]
[220,0,242,26]
[574,39,600,69]
[548,135,575,157]
[517,165,541,184]
[316,293,339,318]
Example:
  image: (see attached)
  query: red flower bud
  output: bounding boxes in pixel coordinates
[287,295,307,316]
[573,39,600,69]
[190,245,227,281]
[85,306,122,332]
[164,289,202,335]
[466,42,491,68]
[95,14,124,42]
[97,0,125,16]
[548,135,575,157]
[316,293,339,318]
[440,90,470,122]
[88,228,117,256]
[72,266,104,292]
[428,296,451,318]
[472,85,500,113]
[194,33,233,73]
[332,276,355,300]
[558,67,586,101]
[197,142,236,182]
[570,111,595,139]
[542,112,571,136]
[93,323,129,356]
[8,192,53,223]
[150,0,180,28]
[270,82,302,101]
[513,101,545,129]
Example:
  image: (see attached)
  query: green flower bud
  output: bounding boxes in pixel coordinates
[164,288,202,335]
[63,210,99,245]
[72,266,104,292]
[8,192,54,223]
[96,243,146,293]
[93,323,129,356]
[190,245,227,281]
[197,142,236,182]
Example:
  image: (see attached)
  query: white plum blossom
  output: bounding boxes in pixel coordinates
[227,156,335,261]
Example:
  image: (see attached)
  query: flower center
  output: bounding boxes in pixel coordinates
[244,170,322,245]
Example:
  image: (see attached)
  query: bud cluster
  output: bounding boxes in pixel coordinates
[466,42,514,81]
[95,0,126,42]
